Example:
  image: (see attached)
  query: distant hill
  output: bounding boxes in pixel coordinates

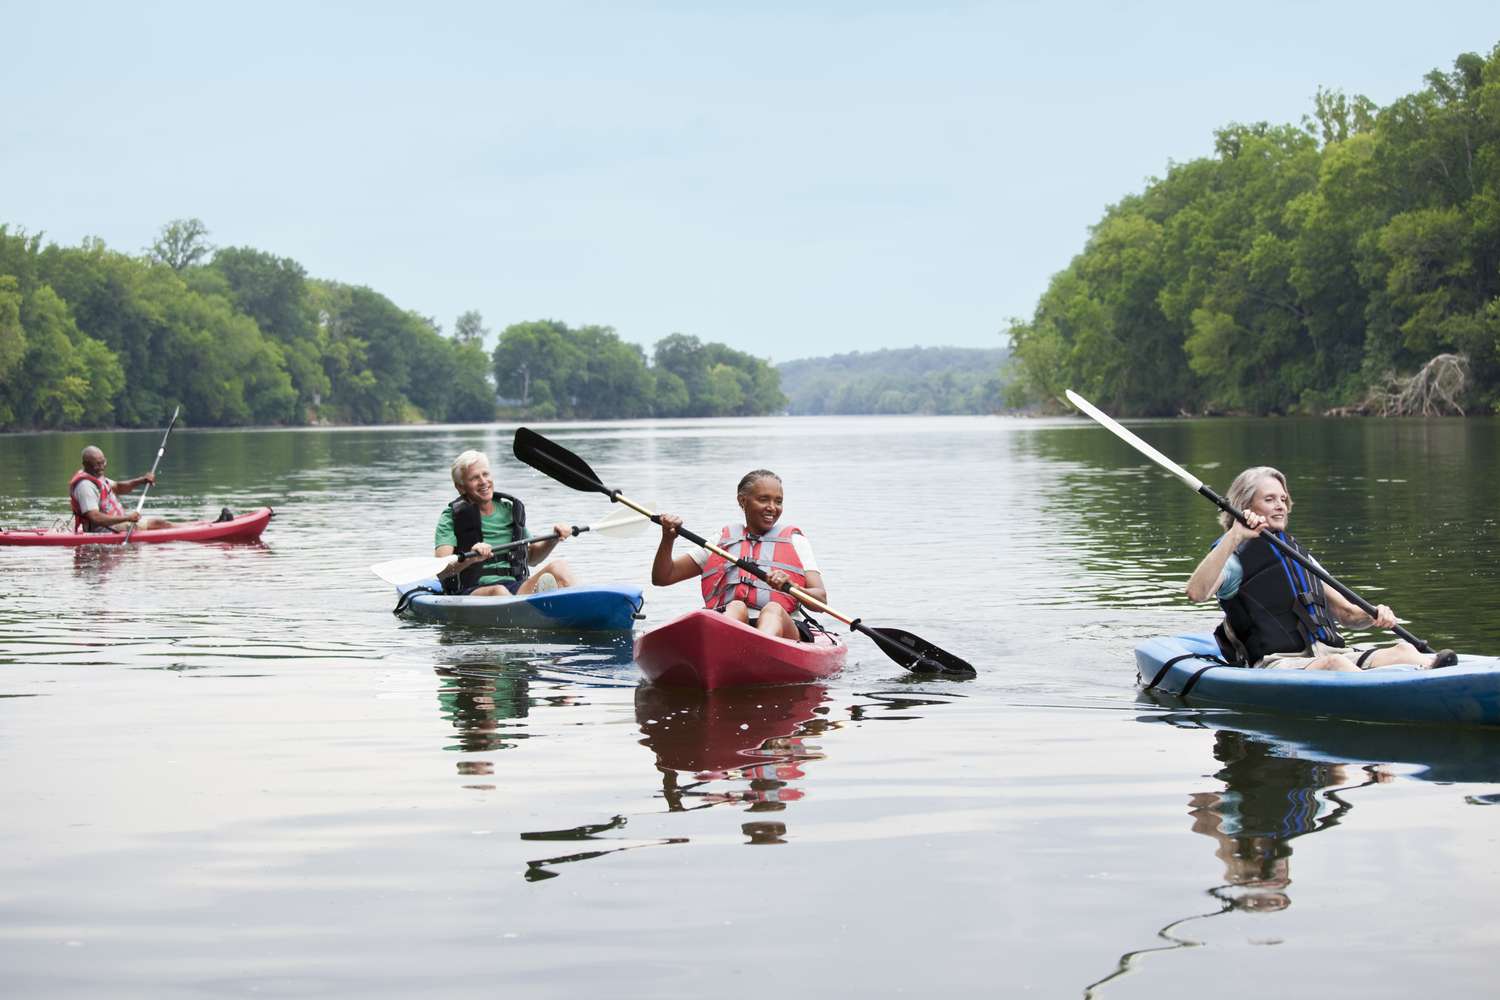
[776,345,1010,415]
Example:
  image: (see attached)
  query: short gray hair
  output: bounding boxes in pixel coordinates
[451,450,489,491]
[1220,466,1291,531]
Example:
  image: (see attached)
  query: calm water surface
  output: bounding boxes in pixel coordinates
[1,416,1498,998]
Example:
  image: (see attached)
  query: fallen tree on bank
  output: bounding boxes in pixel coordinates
[1343,353,1470,416]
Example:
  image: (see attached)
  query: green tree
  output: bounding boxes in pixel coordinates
[454,309,488,346]
[492,320,584,408]
[0,275,25,390]
[148,218,213,271]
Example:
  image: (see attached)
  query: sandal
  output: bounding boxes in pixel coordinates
[1429,649,1459,670]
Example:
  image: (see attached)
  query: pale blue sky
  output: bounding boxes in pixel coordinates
[3,2,1495,361]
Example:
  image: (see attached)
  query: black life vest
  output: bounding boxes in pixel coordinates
[1214,532,1345,665]
[444,492,530,594]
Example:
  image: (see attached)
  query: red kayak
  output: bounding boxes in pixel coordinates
[633,608,847,690]
[0,507,274,546]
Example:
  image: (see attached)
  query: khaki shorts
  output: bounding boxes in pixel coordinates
[1255,641,1362,670]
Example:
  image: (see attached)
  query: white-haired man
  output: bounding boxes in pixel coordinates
[434,450,577,596]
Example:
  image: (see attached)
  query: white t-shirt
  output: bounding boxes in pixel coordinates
[686,531,819,572]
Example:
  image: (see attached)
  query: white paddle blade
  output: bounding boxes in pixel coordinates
[589,501,654,538]
[1064,390,1203,490]
[370,554,456,586]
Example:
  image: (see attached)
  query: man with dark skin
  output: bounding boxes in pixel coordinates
[70,446,173,533]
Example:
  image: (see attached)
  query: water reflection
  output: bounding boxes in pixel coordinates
[1085,711,1500,997]
[516,684,831,880]
[435,662,534,755]
[520,817,689,883]
[1186,730,1375,914]
[636,683,831,820]
[514,683,965,880]
[72,544,137,580]
[1024,417,1500,649]
[434,641,635,759]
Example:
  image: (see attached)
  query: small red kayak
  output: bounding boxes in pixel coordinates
[0,507,274,546]
[633,608,847,690]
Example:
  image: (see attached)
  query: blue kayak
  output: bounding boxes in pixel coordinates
[395,579,645,632]
[1136,632,1500,728]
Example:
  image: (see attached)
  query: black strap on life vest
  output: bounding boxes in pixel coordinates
[444,492,529,595]
[1217,532,1344,664]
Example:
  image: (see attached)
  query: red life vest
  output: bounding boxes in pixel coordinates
[69,470,125,532]
[700,523,807,613]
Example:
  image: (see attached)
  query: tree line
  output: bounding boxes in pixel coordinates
[0,224,494,429]
[777,346,1008,415]
[1007,44,1500,417]
[0,222,784,429]
[491,324,784,420]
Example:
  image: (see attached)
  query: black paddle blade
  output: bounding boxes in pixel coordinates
[513,427,611,497]
[860,625,976,678]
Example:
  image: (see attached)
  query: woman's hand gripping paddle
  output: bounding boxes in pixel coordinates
[369,503,652,587]
[1063,389,1433,653]
[123,405,181,544]
[511,426,977,678]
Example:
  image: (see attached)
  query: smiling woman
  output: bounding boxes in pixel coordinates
[651,469,827,641]
[1185,465,1455,672]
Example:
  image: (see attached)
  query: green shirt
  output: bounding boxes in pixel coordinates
[435,500,520,586]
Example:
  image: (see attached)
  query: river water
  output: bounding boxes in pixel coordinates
[1,415,1497,998]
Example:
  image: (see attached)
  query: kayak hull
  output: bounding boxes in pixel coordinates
[1136,632,1500,728]
[633,608,846,690]
[0,507,273,546]
[396,580,644,632]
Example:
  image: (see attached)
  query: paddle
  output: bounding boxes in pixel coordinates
[512,426,976,677]
[370,502,652,587]
[1064,389,1433,653]
[123,405,181,545]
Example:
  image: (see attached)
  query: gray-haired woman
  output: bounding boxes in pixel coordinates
[1185,466,1454,671]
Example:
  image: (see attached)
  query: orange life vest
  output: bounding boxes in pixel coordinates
[700,523,807,613]
[69,470,125,532]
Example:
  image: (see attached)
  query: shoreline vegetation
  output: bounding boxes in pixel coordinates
[15,49,1496,431]
[0,222,1007,432]
[1007,43,1500,418]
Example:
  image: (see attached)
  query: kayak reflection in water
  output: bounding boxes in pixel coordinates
[434,450,577,597]
[69,445,174,533]
[1183,465,1454,671]
[651,469,828,641]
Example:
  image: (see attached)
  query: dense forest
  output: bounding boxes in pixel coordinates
[777,346,1008,414]
[0,223,494,429]
[1008,44,1500,417]
[492,324,784,420]
[0,222,782,429]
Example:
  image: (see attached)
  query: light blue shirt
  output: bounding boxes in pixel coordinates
[1215,552,1245,600]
